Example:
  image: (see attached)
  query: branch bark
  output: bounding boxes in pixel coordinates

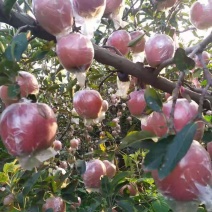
[0,2,211,109]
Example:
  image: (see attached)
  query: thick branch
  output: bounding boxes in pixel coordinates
[0,3,211,109]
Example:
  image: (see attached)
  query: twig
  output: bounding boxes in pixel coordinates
[176,27,196,34]
[58,119,72,141]
[196,52,212,116]
[168,71,185,132]
[102,45,123,56]
[98,71,116,92]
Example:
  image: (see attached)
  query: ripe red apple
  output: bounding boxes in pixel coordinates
[104,0,122,15]
[72,0,106,18]
[163,98,199,132]
[73,89,103,119]
[151,140,212,201]
[56,33,94,73]
[42,197,66,212]
[141,99,205,139]
[189,0,212,30]
[141,112,168,137]
[83,159,106,188]
[145,34,175,68]
[53,140,63,151]
[0,71,39,107]
[33,0,73,37]
[120,183,137,196]
[127,90,146,117]
[194,51,211,68]
[3,194,15,206]
[207,142,212,159]
[103,160,116,178]
[0,102,57,157]
[70,138,80,149]
[102,100,109,112]
[106,30,131,56]
[130,31,146,53]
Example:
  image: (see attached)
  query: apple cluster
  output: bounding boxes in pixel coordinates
[0,71,59,170]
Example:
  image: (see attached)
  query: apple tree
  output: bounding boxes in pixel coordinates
[0,0,211,211]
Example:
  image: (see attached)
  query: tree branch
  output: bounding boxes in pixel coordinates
[0,3,211,109]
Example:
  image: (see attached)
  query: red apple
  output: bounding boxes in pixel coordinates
[0,71,39,107]
[0,102,57,157]
[42,197,66,212]
[72,0,105,18]
[59,161,68,170]
[130,31,146,53]
[106,30,131,55]
[207,142,212,159]
[53,140,63,151]
[70,139,80,149]
[163,98,199,132]
[33,0,73,37]
[141,99,204,139]
[102,100,109,112]
[103,160,116,178]
[73,90,103,119]
[190,0,212,30]
[120,183,137,196]
[145,34,175,68]
[141,112,168,137]
[56,33,94,73]
[194,51,211,68]
[104,0,122,15]
[83,159,106,188]
[127,90,146,117]
[151,140,212,201]
[3,194,15,206]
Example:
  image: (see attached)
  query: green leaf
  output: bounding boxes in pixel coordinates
[47,84,60,91]
[45,209,54,212]
[75,160,86,175]
[204,115,212,123]
[144,136,173,170]
[28,49,49,62]
[202,129,212,144]
[0,59,20,77]
[101,176,112,195]
[8,84,20,98]
[3,0,17,14]
[158,123,197,179]
[22,172,42,196]
[144,88,162,112]
[173,48,195,71]
[128,33,145,47]
[151,195,170,212]
[120,131,157,149]
[117,200,138,212]
[61,180,78,203]
[84,200,101,212]
[3,160,19,174]
[5,33,28,62]
[111,172,130,189]
[0,172,9,183]
[0,75,12,85]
